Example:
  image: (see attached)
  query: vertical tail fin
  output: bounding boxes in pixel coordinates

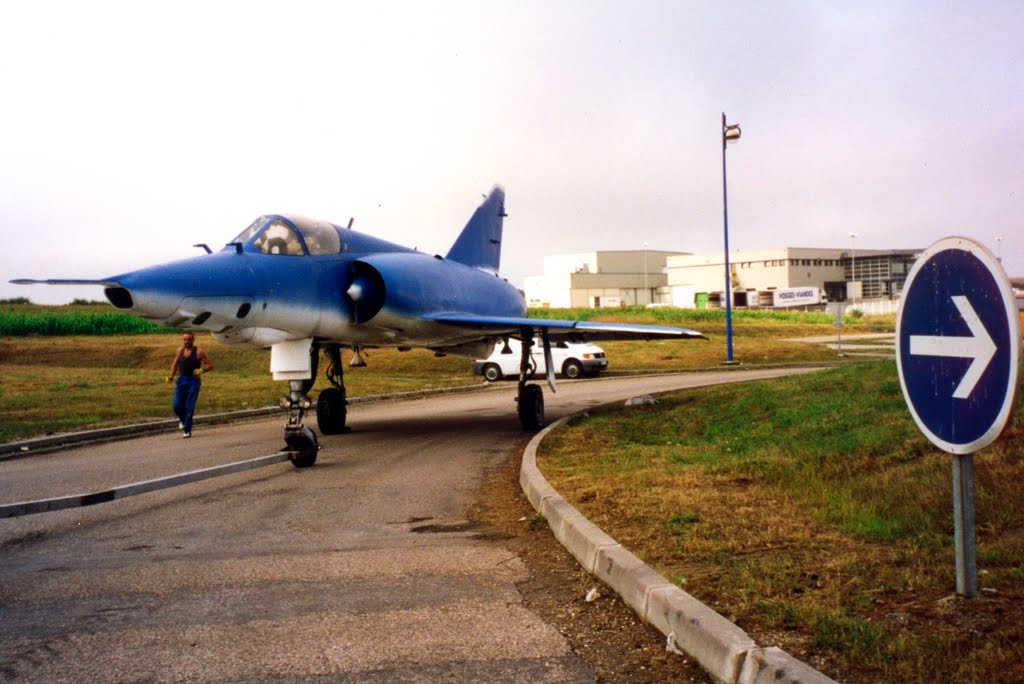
[445,186,506,273]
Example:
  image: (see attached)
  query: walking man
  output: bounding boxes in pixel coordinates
[166,332,213,438]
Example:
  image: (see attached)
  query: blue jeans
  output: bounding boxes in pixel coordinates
[173,375,202,433]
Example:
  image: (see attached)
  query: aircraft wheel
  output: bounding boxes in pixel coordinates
[562,359,583,379]
[518,384,545,431]
[317,387,348,434]
[482,363,502,382]
[285,426,319,468]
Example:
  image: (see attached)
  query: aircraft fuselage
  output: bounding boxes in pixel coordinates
[104,215,525,356]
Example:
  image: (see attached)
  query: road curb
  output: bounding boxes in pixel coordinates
[520,413,838,684]
[0,382,488,460]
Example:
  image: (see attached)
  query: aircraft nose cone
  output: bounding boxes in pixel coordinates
[347,282,363,302]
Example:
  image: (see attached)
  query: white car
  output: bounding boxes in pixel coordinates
[472,337,607,382]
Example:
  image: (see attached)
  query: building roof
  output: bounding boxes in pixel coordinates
[667,246,920,267]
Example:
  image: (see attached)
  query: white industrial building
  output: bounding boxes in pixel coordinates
[523,250,685,308]
[524,247,921,310]
[667,247,919,309]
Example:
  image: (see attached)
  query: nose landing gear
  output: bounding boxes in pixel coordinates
[284,379,319,468]
[277,341,351,468]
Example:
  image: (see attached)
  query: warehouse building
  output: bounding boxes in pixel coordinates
[523,246,923,310]
[666,247,920,309]
[523,250,685,308]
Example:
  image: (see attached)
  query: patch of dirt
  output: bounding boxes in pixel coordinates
[470,450,713,684]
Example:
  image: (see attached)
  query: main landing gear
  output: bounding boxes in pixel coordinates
[316,344,349,435]
[278,341,350,468]
[516,332,545,431]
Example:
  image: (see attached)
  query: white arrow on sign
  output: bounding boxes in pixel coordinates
[909,295,997,399]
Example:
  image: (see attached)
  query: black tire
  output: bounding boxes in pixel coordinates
[562,359,583,379]
[518,384,545,430]
[285,426,319,468]
[317,387,348,435]
[482,363,502,382]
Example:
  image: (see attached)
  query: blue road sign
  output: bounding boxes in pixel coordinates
[896,237,1021,454]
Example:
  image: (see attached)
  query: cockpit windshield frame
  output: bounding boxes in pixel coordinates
[287,216,343,255]
[228,215,343,257]
[229,216,273,247]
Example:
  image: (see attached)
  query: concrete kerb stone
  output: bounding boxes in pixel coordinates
[538,494,583,536]
[593,543,673,619]
[647,584,757,683]
[519,459,560,511]
[738,647,839,684]
[559,517,621,575]
[519,396,837,684]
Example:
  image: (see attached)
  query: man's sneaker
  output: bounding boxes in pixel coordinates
[183,431,191,438]
[178,421,183,429]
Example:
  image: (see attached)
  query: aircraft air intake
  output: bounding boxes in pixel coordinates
[347,261,386,324]
[105,287,134,309]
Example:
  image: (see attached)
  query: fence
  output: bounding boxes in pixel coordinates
[847,298,900,315]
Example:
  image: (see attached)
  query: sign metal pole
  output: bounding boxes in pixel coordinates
[952,454,978,597]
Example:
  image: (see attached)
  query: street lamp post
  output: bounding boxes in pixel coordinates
[643,241,649,306]
[722,113,742,363]
[849,232,858,304]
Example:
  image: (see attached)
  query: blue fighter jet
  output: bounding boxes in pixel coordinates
[13,187,702,467]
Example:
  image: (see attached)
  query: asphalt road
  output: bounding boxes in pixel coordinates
[0,369,808,682]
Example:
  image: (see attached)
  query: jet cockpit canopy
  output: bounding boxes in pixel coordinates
[228,215,342,256]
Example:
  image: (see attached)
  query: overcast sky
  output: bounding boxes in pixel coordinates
[2,1,1022,304]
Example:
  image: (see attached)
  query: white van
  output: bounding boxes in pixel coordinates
[472,337,607,382]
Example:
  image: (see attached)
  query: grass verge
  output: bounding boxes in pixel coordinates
[0,304,174,335]
[538,362,1024,683]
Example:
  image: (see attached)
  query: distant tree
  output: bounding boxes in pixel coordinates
[70,298,107,306]
[0,297,31,305]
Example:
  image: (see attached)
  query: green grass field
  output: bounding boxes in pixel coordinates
[0,303,174,335]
